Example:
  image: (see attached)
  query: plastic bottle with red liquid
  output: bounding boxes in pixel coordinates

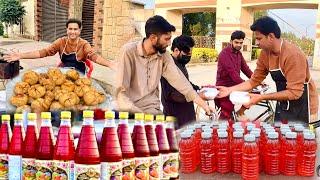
[144,114,160,180]
[185,129,197,172]
[294,124,304,146]
[231,131,243,174]
[155,115,171,179]
[297,132,317,176]
[251,129,263,173]
[200,131,215,174]
[117,112,135,180]
[74,110,101,179]
[165,116,179,179]
[216,131,230,174]
[194,123,201,166]
[132,113,150,180]
[0,114,12,179]
[283,132,297,176]
[52,111,75,180]
[242,134,259,180]
[8,113,24,179]
[35,112,55,180]
[22,113,38,180]
[279,128,290,174]
[100,111,122,180]
[179,131,195,173]
[264,132,280,175]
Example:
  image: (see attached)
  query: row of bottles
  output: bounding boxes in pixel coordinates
[0,111,179,180]
[179,121,317,179]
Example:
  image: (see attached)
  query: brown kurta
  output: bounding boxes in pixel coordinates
[249,40,318,121]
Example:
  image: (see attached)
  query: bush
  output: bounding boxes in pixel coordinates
[2,34,8,38]
[0,22,3,36]
[191,48,218,63]
[251,48,261,60]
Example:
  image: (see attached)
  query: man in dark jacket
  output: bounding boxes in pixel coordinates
[215,30,253,120]
[161,35,199,129]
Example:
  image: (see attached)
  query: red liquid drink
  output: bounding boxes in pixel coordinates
[200,132,215,174]
[231,131,244,174]
[36,112,54,180]
[100,111,122,180]
[22,113,38,180]
[0,115,11,179]
[298,132,317,176]
[165,116,179,179]
[155,115,171,179]
[8,113,24,179]
[216,131,230,174]
[132,113,150,180]
[194,124,201,166]
[74,110,101,179]
[179,132,195,173]
[144,114,160,180]
[52,111,75,180]
[283,132,297,176]
[251,129,263,173]
[117,112,135,180]
[242,134,259,180]
[264,132,280,175]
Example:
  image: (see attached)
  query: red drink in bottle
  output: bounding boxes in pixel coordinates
[22,113,38,180]
[74,110,100,179]
[8,113,24,179]
[264,132,280,175]
[179,131,194,173]
[155,115,170,179]
[200,132,215,174]
[298,132,317,176]
[36,112,54,180]
[117,112,135,180]
[100,111,122,180]
[0,115,11,179]
[216,131,230,174]
[53,111,75,180]
[231,131,243,174]
[132,113,150,180]
[283,132,297,176]
[145,114,160,180]
[165,116,179,179]
[242,134,259,180]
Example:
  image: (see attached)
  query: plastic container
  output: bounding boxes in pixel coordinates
[200,132,216,174]
[242,134,259,180]
[251,130,263,173]
[165,116,179,179]
[100,111,122,180]
[231,131,243,174]
[8,113,24,179]
[36,112,54,180]
[179,132,195,173]
[22,113,38,179]
[297,132,317,176]
[0,115,11,179]
[53,111,75,180]
[216,131,230,174]
[264,132,280,175]
[230,91,250,104]
[283,132,297,176]
[200,87,219,100]
[144,114,160,179]
[117,112,135,180]
[74,110,100,179]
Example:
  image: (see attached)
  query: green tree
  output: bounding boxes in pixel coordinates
[0,0,26,36]
[254,10,268,21]
[282,32,315,56]
[183,12,216,36]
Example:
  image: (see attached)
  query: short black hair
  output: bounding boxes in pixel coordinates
[66,18,82,29]
[250,16,281,38]
[231,30,245,40]
[145,15,176,38]
[171,35,195,53]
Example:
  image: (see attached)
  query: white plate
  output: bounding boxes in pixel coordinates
[6,66,113,112]
[230,91,250,104]
[200,87,219,100]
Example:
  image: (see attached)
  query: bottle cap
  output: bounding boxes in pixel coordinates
[268,132,279,139]
[144,114,154,122]
[286,132,297,139]
[235,128,245,135]
[244,134,255,142]
[217,128,227,134]
[202,126,212,132]
[304,132,315,140]
[27,113,37,120]
[61,111,71,119]
[219,124,227,129]
[251,130,260,138]
[41,112,51,119]
[119,112,129,119]
[166,116,176,122]
[195,123,202,129]
[155,115,165,122]
[134,113,144,121]
[281,128,291,135]
[14,113,23,120]
[1,114,10,121]
[252,128,261,133]
[181,132,191,138]
[233,131,243,138]
[303,129,312,134]
[83,110,94,118]
[202,132,212,139]
[105,111,115,119]
[247,124,254,131]
[210,121,219,127]
[294,125,304,132]
[218,131,228,138]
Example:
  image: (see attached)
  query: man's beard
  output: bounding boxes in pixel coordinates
[153,40,166,54]
[232,44,241,51]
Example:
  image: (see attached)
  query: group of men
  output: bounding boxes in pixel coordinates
[4,15,319,131]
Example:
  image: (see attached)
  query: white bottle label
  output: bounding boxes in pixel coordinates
[22,158,36,179]
[135,157,149,180]
[74,163,101,180]
[52,160,74,180]
[9,155,22,180]
[169,152,179,178]
[101,161,122,180]
[35,159,53,180]
[122,158,135,180]
[160,154,171,179]
[0,154,9,179]
[149,156,160,180]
